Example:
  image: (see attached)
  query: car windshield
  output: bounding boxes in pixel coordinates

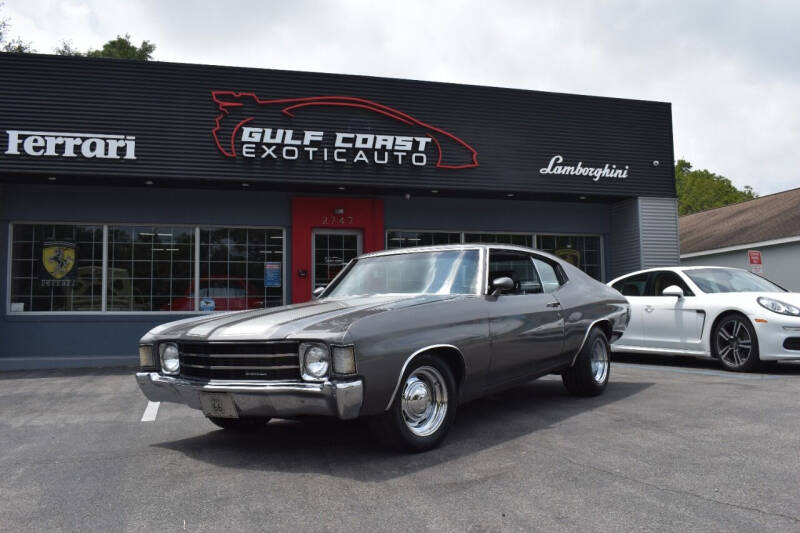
[325,249,481,298]
[685,268,786,293]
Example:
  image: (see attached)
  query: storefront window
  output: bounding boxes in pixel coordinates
[464,233,533,247]
[199,227,284,311]
[10,223,103,312]
[107,226,195,311]
[536,235,602,280]
[386,231,461,249]
[9,222,285,313]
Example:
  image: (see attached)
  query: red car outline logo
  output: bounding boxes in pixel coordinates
[211,91,479,170]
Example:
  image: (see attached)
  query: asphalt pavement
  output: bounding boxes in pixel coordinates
[1,356,799,532]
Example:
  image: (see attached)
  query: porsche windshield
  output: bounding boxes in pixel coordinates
[325,249,481,298]
[685,268,786,293]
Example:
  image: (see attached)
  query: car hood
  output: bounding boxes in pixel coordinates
[143,293,461,343]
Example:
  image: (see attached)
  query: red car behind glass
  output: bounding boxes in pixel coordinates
[164,277,264,311]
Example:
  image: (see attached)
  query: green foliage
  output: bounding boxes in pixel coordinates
[85,34,155,60]
[1,3,153,59]
[53,40,83,56]
[0,2,34,52]
[676,159,757,216]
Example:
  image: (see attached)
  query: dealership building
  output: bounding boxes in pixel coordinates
[0,54,678,369]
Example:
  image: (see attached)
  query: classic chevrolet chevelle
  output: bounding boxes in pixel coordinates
[136,244,630,451]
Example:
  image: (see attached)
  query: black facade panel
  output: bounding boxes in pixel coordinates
[0,54,675,198]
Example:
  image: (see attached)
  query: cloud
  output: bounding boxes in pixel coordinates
[3,0,799,194]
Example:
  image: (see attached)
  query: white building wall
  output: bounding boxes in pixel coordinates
[680,240,800,291]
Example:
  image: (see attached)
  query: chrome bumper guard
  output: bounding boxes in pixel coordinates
[135,372,364,420]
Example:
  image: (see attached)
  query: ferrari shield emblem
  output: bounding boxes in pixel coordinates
[555,248,581,268]
[42,241,76,280]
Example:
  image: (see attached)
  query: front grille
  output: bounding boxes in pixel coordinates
[178,341,301,381]
[783,337,800,351]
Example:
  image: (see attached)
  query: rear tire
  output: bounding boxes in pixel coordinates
[562,327,610,397]
[714,313,760,372]
[206,416,271,431]
[369,354,457,453]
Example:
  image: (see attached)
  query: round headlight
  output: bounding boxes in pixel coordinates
[160,343,180,375]
[301,343,330,380]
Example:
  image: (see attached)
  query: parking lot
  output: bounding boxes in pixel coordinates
[1,357,799,532]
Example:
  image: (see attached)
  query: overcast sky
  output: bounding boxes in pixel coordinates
[3,0,799,195]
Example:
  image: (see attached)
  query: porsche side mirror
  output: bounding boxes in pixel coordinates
[312,286,326,299]
[662,285,684,298]
[491,276,515,296]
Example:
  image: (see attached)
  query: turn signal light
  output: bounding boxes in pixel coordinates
[332,345,357,376]
[139,345,154,369]
[754,318,768,324]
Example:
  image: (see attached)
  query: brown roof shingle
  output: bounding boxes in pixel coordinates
[679,187,800,254]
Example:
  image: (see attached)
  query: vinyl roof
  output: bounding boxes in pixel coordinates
[679,187,800,254]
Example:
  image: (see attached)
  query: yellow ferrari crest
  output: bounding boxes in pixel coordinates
[42,241,76,279]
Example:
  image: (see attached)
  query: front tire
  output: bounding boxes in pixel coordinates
[370,354,457,453]
[206,416,271,431]
[562,327,610,396]
[714,313,760,372]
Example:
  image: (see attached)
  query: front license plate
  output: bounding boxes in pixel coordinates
[200,393,239,419]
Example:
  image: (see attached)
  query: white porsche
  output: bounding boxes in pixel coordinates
[608,266,800,371]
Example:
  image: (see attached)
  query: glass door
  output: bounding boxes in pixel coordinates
[312,229,363,290]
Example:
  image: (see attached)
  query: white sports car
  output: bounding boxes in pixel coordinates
[608,266,800,371]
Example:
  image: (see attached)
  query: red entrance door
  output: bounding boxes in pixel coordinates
[291,197,384,303]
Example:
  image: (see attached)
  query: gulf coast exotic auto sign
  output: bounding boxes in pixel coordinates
[210,91,479,170]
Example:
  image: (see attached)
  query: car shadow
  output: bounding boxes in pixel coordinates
[153,378,652,481]
[612,353,800,375]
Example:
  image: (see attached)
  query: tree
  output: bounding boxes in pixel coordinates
[53,40,83,56]
[85,34,155,60]
[675,159,757,216]
[0,2,34,52]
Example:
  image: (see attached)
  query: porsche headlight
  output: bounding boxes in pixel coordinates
[159,342,180,375]
[757,297,800,317]
[300,342,330,381]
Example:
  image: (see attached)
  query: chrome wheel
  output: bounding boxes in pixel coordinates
[716,318,753,368]
[590,338,609,383]
[400,365,448,437]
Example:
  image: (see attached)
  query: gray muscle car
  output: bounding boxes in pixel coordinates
[136,244,630,451]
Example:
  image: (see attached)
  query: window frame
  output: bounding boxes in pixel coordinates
[7,221,287,315]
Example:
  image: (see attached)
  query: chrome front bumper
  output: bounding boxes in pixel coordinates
[135,372,364,419]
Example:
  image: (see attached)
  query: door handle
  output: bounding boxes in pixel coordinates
[644,305,655,313]
[546,302,561,308]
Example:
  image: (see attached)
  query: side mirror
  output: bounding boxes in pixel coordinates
[662,285,684,298]
[312,286,326,299]
[491,276,515,296]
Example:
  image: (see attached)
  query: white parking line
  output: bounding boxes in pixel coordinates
[141,401,160,422]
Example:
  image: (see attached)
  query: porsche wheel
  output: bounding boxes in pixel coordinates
[370,354,457,453]
[562,327,610,396]
[714,314,760,372]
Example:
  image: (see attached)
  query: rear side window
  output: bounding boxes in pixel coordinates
[532,257,562,293]
[612,273,648,296]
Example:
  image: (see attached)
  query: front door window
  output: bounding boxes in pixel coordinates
[313,230,363,290]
